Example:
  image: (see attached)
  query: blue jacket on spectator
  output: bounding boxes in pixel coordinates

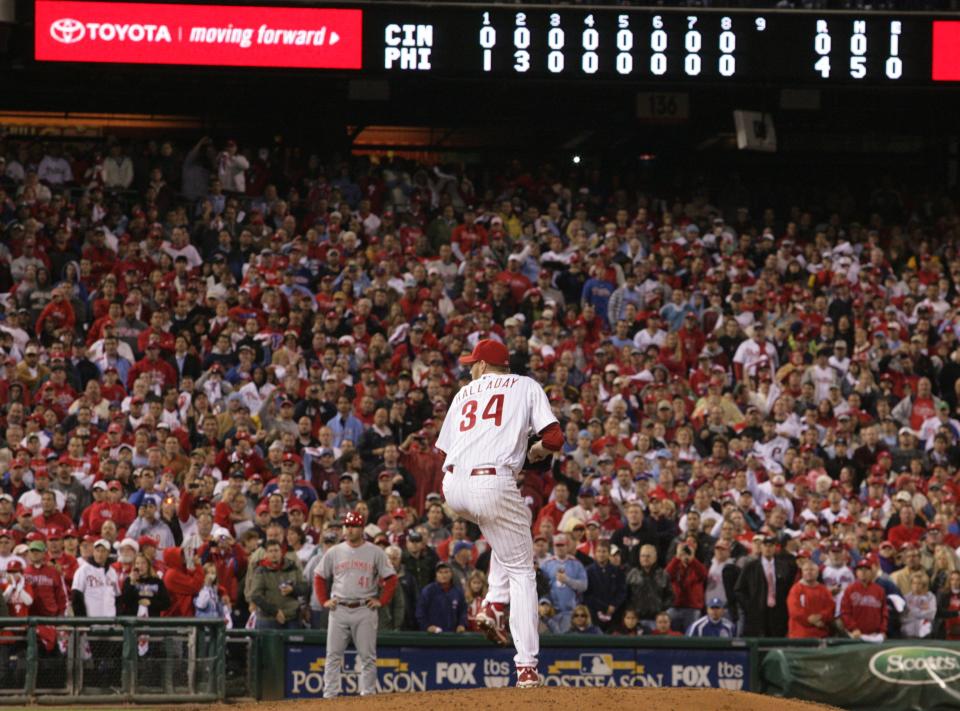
[326,412,365,449]
[416,581,466,632]
[541,555,588,617]
[584,560,627,626]
[686,614,736,638]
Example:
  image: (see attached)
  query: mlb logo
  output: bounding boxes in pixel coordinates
[579,654,613,676]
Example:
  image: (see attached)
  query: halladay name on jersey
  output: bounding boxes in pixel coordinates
[454,376,521,404]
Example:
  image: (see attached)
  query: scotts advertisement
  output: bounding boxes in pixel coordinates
[285,645,749,697]
[35,0,363,68]
[763,643,960,711]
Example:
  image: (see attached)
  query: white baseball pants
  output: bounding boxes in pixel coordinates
[442,469,538,667]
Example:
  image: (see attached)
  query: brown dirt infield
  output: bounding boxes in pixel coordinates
[215,687,840,711]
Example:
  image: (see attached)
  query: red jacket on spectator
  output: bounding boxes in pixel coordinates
[81,500,136,537]
[665,556,707,610]
[136,327,175,355]
[888,524,924,550]
[33,511,73,538]
[126,355,177,390]
[160,547,205,617]
[533,499,569,533]
[35,299,76,337]
[53,552,79,588]
[23,561,67,616]
[787,579,835,638]
[840,579,888,635]
[198,542,248,604]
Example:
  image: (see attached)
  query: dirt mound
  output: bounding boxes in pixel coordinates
[224,687,840,711]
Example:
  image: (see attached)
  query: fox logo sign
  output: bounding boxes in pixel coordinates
[436,662,477,685]
[672,665,711,686]
[670,661,744,688]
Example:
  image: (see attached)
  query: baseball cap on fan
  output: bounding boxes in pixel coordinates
[459,339,509,367]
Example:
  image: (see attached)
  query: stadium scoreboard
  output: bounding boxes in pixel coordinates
[33,1,960,84]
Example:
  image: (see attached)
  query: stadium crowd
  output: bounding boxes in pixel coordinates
[0,135,959,645]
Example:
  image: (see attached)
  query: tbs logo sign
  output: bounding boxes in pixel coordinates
[50,18,85,43]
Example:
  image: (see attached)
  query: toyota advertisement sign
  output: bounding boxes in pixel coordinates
[35,0,363,68]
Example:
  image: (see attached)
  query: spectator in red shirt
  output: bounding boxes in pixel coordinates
[82,480,136,537]
[35,286,76,339]
[787,558,836,639]
[126,337,177,390]
[665,542,707,632]
[199,530,248,606]
[649,610,682,637]
[449,207,487,261]
[23,539,67,617]
[32,490,72,537]
[160,547,204,617]
[840,560,888,640]
[887,503,926,550]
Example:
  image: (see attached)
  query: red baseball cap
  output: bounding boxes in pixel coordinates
[287,498,308,513]
[459,339,509,367]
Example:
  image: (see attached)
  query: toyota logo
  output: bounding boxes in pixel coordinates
[50,18,85,44]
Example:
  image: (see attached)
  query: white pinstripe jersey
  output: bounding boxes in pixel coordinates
[437,373,557,476]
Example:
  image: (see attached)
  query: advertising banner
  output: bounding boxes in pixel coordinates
[762,643,960,711]
[285,644,749,698]
[35,0,363,68]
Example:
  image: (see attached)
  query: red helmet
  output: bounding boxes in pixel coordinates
[343,511,364,528]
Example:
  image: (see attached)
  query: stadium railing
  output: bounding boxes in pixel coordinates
[0,617,226,704]
[0,618,950,706]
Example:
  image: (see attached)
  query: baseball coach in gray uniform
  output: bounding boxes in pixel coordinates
[314,510,398,698]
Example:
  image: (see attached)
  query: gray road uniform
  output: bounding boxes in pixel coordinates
[315,541,397,698]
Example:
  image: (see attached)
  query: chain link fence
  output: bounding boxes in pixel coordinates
[0,618,226,704]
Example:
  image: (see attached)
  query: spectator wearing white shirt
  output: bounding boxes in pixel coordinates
[828,340,851,378]
[10,237,45,282]
[733,323,778,382]
[918,402,960,449]
[15,171,51,203]
[71,539,121,617]
[633,316,666,352]
[217,139,249,193]
[753,472,796,523]
[804,346,838,403]
[161,226,203,270]
[37,145,73,186]
[902,571,937,638]
[102,144,134,190]
[821,542,855,607]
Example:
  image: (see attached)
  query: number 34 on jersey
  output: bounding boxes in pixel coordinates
[454,375,520,431]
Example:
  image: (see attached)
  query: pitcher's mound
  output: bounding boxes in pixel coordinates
[231,687,840,711]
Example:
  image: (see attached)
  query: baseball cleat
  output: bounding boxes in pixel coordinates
[475,601,510,646]
[516,666,541,688]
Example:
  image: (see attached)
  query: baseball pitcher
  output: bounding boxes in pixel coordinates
[436,339,564,688]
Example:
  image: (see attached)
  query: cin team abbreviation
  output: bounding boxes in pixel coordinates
[384,23,433,70]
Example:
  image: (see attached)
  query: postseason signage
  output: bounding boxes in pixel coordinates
[34,0,363,68]
[285,645,749,697]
